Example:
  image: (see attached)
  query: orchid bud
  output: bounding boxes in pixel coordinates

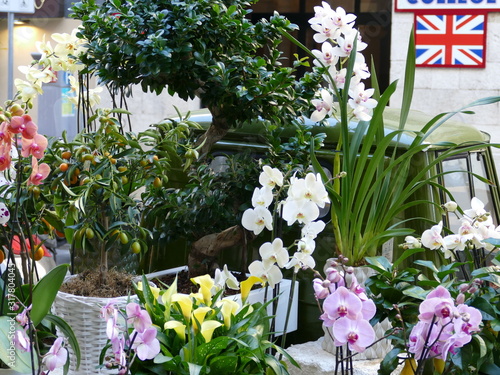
[443,201,458,212]
[468,286,478,294]
[456,293,465,305]
[459,283,469,293]
[346,266,354,274]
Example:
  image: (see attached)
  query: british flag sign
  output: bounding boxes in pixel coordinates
[415,13,487,68]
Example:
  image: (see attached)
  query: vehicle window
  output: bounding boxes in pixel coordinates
[440,151,498,231]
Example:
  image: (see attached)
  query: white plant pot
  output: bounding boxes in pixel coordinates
[148,266,299,335]
[52,277,137,375]
[321,266,392,360]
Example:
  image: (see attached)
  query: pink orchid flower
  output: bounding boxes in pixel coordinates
[418,285,456,323]
[13,330,31,352]
[27,156,50,186]
[21,133,48,159]
[43,337,68,371]
[126,302,152,333]
[322,286,362,325]
[332,316,375,353]
[131,327,161,361]
[0,122,12,143]
[0,142,12,171]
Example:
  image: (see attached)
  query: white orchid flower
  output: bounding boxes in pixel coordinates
[311,89,334,122]
[297,237,316,255]
[403,235,421,249]
[312,42,338,67]
[248,260,283,288]
[259,238,289,268]
[311,17,340,44]
[301,220,326,240]
[282,199,320,226]
[285,251,316,272]
[421,221,446,250]
[241,206,273,235]
[464,197,490,222]
[251,186,273,208]
[258,165,283,189]
[287,173,330,208]
[14,79,43,102]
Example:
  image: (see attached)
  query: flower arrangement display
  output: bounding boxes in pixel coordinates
[0,29,84,375]
[0,263,80,374]
[99,273,297,374]
[279,1,500,268]
[313,256,377,370]
[365,198,500,374]
[242,165,329,286]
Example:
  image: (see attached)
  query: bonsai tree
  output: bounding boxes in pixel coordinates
[71,0,319,156]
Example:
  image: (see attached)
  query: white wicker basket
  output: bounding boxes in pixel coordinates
[52,290,136,374]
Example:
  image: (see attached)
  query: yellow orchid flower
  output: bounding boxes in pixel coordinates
[171,293,193,321]
[191,306,212,332]
[240,275,263,303]
[216,299,240,328]
[164,320,186,341]
[200,320,222,343]
[191,274,215,304]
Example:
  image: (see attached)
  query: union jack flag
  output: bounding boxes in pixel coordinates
[415,14,486,68]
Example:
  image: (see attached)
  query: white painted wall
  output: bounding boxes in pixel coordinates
[390,10,500,170]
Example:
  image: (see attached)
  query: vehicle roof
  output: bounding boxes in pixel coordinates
[186,107,490,150]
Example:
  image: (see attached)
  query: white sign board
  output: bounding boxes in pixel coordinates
[0,0,35,14]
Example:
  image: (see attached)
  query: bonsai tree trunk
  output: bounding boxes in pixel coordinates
[188,225,246,278]
[195,106,231,158]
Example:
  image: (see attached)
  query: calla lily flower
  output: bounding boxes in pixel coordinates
[137,281,161,301]
[164,321,186,340]
[240,275,264,303]
[172,294,193,321]
[216,299,240,328]
[200,320,222,343]
[191,306,212,331]
[191,274,215,304]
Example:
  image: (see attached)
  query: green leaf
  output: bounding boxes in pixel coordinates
[470,296,497,320]
[31,264,69,326]
[0,316,34,373]
[365,256,393,273]
[402,285,427,300]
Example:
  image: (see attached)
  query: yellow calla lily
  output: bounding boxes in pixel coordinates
[164,320,186,341]
[162,277,178,320]
[191,306,212,331]
[189,292,205,305]
[216,299,240,328]
[171,293,193,321]
[191,274,215,304]
[200,320,222,343]
[137,281,161,301]
[240,275,263,303]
